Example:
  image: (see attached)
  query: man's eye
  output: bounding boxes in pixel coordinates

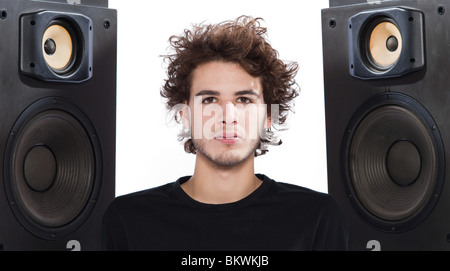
[237,97,253,104]
[202,97,217,104]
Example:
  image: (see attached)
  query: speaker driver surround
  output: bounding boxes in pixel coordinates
[343,93,445,232]
[4,97,103,239]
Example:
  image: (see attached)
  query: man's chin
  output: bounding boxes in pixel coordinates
[200,150,247,168]
[192,139,258,168]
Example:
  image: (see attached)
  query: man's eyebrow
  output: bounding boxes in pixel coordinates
[194,89,261,98]
[194,90,221,96]
[235,90,260,98]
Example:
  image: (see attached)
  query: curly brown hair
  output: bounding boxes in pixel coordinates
[160,15,299,156]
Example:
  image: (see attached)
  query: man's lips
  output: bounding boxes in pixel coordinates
[214,132,239,139]
[214,132,242,144]
[215,138,240,144]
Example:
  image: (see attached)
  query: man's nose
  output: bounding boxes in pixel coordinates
[220,102,238,124]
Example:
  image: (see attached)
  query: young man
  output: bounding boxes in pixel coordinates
[102,16,348,250]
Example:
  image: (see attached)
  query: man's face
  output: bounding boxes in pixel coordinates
[183,61,270,168]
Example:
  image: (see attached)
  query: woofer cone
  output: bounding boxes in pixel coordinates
[4,97,102,239]
[343,93,444,232]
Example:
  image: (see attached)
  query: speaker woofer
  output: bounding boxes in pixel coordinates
[4,97,102,239]
[343,93,444,232]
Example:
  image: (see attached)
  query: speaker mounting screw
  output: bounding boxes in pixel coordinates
[103,19,111,29]
[0,9,7,20]
[329,18,336,28]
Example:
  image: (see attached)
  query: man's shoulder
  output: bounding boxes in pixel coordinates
[107,181,179,212]
[269,179,337,209]
[273,180,330,199]
[268,179,346,226]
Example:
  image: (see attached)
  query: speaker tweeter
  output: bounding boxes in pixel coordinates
[20,11,93,83]
[348,7,425,79]
[366,19,402,70]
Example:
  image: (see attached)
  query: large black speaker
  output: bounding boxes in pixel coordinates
[0,0,116,250]
[322,0,450,250]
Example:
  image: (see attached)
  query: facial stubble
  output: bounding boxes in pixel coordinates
[192,138,260,169]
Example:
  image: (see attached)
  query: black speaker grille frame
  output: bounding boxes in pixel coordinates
[341,92,445,233]
[3,97,103,240]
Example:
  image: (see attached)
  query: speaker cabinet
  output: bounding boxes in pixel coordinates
[0,0,116,250]
[323,0,450,250]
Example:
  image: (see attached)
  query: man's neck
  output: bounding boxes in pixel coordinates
[181,152,262,204]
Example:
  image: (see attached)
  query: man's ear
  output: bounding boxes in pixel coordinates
[179,102,191,129]
[264,103,280,129]
[264,115,272,130]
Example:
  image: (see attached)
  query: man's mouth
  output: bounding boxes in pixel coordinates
[214,132,241,144]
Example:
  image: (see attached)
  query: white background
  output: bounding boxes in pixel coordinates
[108,0,330,196]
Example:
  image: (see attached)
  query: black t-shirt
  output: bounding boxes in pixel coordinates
[102,174,348,251]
